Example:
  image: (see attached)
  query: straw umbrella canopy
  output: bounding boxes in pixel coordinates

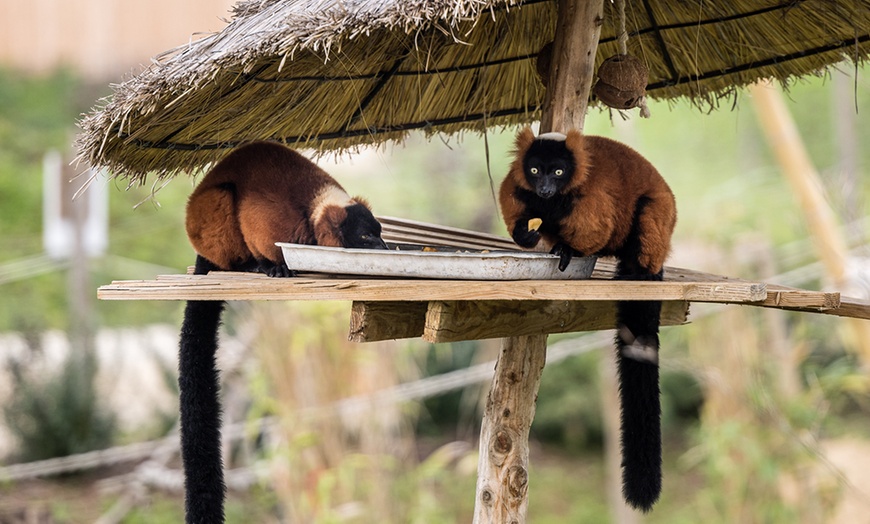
[76,0,870,183]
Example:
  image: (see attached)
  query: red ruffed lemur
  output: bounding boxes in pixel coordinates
[180,141,387,523]
[499,127,677,512]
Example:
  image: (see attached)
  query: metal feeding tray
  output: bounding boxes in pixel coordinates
[278,242,597,280]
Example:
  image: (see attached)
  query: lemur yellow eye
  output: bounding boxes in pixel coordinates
[555,169,564,176]
[530,167,539,175]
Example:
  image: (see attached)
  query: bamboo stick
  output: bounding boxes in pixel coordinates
[749,80,870,364]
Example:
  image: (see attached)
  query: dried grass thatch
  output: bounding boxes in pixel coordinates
[76,0,870,183]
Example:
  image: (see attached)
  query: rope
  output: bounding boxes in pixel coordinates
[616,0,628,55]
[615,0,651,118]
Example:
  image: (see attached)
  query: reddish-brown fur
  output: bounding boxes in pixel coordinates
[185,141,368,269]
[499,127,676,273]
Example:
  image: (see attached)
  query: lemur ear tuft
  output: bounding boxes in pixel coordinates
[514,127,536,154]
[565,129,584,154]
[351,196,371,210]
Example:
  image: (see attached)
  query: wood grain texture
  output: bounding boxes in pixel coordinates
[539,0,604,133]
[97,272,862,316]
[98,275,767,303]
[472,335,547,524]
[422,300,690,343]
[346,300,689,342]
[97,272,862,319]
[348,301,427,342]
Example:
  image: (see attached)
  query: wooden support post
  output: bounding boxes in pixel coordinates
[472,335,547,524]
[540,0,604,133]
[473,0,604,521]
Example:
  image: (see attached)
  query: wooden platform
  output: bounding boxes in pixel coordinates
[96,218,869,342]
[97,260,870,343]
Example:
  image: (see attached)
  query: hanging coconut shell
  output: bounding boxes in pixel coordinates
[535,41,553,87]
[593,54,649,110]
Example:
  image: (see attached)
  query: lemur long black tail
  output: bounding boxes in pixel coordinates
[178,255,226,523]
[615,266,663,512]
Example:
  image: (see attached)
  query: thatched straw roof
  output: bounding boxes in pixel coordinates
[77,0,870,183]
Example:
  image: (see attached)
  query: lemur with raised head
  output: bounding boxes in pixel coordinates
[180,141,387,523]
[499,127,677,511]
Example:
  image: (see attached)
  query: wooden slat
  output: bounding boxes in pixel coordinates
[762,285,840,311]
[348,300,689,343]
[97,275,767,303]
[378,216,519,251]
[422,300,690,343]
[378,216,516,247]
[381,232,507,251]
[784,295,870,320]
[348,301,428,342]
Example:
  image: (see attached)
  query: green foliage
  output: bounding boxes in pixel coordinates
[533,349,704,452]
[533,352,603,451]
[3,341,116,462]
[660,368,704,425]
[415,341,482,437]
[0,66,197,331]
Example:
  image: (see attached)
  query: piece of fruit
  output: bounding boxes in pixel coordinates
[527,218,543,231]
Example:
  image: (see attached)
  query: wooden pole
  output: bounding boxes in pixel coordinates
[472,335,547,523]
[749,80,870,365]
[539,0,604,132]
[472,1,603,522]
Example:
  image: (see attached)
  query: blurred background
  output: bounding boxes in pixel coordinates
[1,1,869,522]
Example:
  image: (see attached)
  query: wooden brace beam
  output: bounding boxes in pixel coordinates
[348,300,690,343]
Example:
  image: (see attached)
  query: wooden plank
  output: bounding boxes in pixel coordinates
[828,296,870,320]
[347,301,427,342]
[381,232,509,251]
[777,295,870,320]
[422,300,690,343]
[347,300,689,343]
[762,286,840,311]
[97,276,767,303]
[96,268,867,320]
[378,216,517,248]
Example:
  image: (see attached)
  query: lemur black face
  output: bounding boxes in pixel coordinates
[341,203,388,249]
[523,138,576,199]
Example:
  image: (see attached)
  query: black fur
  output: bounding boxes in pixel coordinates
[340,203,389,249]
[178,213,387,523]
[510,188,576,249]
[522,138,577,199]
[614,197,663,512]
[178,255,227,523]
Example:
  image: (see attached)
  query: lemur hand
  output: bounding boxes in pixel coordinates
[550,242,574,272]
[512,219,541,248]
